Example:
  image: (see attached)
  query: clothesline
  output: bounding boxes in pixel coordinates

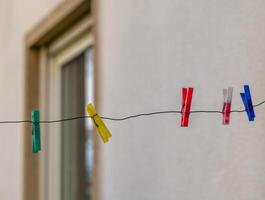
[27,85,261,152]
[0,99,264,124]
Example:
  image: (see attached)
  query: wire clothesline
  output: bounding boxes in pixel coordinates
[25,85,260,152]
[0,99,264,124]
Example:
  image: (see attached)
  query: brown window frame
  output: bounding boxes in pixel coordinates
[23,1,100,200]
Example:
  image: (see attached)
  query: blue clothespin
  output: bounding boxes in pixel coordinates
[32,110,41,153]
[240,85,255,121]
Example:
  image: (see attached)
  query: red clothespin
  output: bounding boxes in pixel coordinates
[181,87,193,127]
[222,87,233,125]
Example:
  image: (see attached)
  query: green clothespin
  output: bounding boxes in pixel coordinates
[31,110,41,153]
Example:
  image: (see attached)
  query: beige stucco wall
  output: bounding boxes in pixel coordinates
[0,0,62,199]
[97,0,265,200]
[1,0,265,199]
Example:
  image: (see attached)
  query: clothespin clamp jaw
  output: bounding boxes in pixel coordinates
[86,104,112,143]
[31,110,41,153]
[181,87,194,127]
[240,85,255,121]
[222,87,233,125]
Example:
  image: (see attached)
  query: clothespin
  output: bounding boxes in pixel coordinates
[240,85,255,121]
[31,110,41,153]
[86,103,112,143]
[181,87,193,127]
[222,87,233,125]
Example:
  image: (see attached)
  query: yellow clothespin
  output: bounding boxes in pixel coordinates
[86,103,112,143]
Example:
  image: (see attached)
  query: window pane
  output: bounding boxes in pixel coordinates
[84,48,94,199]
[61,48,94,200]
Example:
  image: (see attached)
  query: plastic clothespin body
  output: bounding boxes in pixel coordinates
[86,104,112,143]
[240,85,255,121]
[222,87,233,125]
[181,87,193,127]
[32,110,41,153]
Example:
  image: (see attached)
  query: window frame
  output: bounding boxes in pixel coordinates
[44,22,94,200]
[23,1,101,200]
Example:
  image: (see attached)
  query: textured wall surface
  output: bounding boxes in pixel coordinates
[0,0,62,199]
[97,0,265,200]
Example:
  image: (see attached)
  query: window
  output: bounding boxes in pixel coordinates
[61,48,94,200]
[23,1,97,200]
[42,17,94,200]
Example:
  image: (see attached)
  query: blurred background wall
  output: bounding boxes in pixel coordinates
[96,0,265,200]
[1,0,265,199]
[0,1,62,199]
